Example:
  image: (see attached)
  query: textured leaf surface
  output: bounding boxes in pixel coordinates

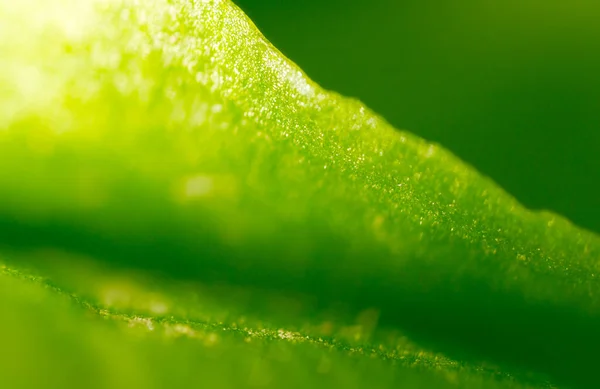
[0,256,546,389]
[0,0,599,388]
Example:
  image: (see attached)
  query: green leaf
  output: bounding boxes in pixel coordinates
[0,0,598,388]
[0,256,546,389]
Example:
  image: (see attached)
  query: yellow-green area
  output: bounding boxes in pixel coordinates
[0,0,598,388]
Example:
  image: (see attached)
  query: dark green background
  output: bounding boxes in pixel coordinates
[234,0,600,233]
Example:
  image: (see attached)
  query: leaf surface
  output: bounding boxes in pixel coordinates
[0,0,598,388]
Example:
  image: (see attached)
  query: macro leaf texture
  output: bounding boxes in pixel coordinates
[0,0,599,388]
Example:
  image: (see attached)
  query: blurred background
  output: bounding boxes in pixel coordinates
[233,0,600,233]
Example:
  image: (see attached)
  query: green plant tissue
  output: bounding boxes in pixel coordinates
[0,0,599,388]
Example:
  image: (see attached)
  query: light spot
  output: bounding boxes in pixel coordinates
[119,8,130,21]
[277,329,301,341]
[129,317,154,331]
[293,72,314,97]
[425,145,436,158]
[184,175,213,197]
[102,286,132,307]
[372,215,384,229]
[210,69,222,92]
[149,300,169,315]
[204,333,219,346]
[169,324,196,337]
